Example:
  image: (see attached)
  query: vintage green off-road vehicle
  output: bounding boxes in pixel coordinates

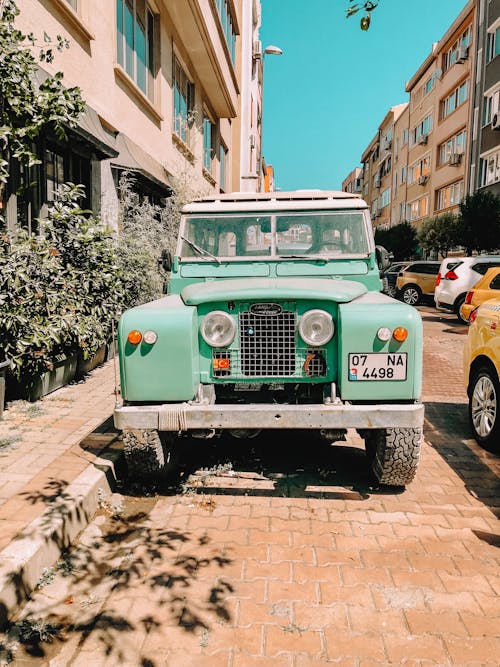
[114,191,424,486]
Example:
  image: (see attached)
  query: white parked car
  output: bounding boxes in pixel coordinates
[434,255,500,322]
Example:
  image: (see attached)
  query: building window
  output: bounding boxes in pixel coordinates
[443,26,472,72]
[215,0,236,62]
[479,149,500,187]
[409,156,431,184]
[380,187,391,208]
[174,57,195,143]
[441,80,469,119]
[402,128,409,146]
[116,0,155,99]
[45,149,65,202]
[438,129,466,166]
[424,75,435,95]
[400,166,407,184]
[436,180,463,210]
[203,114,215,172]
[410,114,432,146]
[399,202,407,221]
[486,27,500,63]
[482,88,500,126]
[219,143,227,191]
[408,196,428,221]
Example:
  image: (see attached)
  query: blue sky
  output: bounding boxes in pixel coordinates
[259,0,468,191]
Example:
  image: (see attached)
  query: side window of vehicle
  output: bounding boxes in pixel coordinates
[489,274,500,290]
[472,262,500,276]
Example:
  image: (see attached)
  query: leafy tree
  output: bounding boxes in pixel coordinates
[346,1,379,30]
[418,213,462,257]
[0,0,85,205]
[459,191,500,255]
[374,221,417,261]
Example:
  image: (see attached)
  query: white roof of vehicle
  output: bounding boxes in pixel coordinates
[182,190,368,214]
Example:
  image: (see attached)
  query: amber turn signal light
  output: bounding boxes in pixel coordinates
[393,327,408,342]
[127,330,142,345]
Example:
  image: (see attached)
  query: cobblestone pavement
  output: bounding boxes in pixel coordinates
[1,307,499,666]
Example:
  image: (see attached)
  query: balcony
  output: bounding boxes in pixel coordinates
[165,0,239,118]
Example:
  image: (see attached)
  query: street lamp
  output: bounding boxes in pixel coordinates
[258,44,283,191]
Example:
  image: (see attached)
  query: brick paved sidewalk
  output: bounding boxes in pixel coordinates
[0,363,118,546]
[0,362,120,625]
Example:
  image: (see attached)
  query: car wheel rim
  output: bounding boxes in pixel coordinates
[471,376,497,438]
[403,289,419,305]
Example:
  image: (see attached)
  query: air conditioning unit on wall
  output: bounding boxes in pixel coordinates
[418,175,429,185]
[418,134,428,145]
[492,113,500,131]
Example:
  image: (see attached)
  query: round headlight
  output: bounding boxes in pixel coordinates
[299,309,334,346]
[201,311,236,348]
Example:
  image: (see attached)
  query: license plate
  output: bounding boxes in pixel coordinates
[348,353,407,381]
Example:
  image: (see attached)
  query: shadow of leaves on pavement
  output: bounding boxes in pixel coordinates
[0,494,234,666]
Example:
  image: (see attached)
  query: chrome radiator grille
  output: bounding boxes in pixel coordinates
[239,309,296,377]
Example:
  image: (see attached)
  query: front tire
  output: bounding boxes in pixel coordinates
[123,429,180,480]
[469,367,499,452]
[365,427,422,486]
[401,285,421,306]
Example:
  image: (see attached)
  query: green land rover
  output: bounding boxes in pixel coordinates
[114,191,424,486]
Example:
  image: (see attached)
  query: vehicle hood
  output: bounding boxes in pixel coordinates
[181,277,367,305]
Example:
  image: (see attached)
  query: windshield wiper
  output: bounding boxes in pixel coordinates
[180,236,221,264]
[278,255,328,261]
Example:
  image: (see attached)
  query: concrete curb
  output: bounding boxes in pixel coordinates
[0,449,122,629]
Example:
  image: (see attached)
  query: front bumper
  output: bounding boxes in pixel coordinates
[114,401,425,432]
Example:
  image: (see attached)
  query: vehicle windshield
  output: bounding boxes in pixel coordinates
[178,211,369,260]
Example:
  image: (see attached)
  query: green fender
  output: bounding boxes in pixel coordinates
[118,295,200,402]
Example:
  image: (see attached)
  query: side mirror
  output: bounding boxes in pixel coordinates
[160,249,172,272]
[375,245,391,272]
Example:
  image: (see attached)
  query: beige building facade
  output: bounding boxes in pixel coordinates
[341,167,362,195]
[352,0,476,239]
[6,0,261,231]
[360,104,408,230]
[405,0,475,231]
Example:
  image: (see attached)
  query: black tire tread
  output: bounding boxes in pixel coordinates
[123,429,177,479]
[366,427,422,486]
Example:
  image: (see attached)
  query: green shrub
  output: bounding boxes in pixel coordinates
[0,184,123,382]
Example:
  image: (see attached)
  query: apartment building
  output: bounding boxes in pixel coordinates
[353,1,479,236]
[391,103,410,226]
[469,0,500,196]
[360,103,408,230]
[4,0,261,232]
[405,1,475,230]
[236,0,262,192]
[341,167,363,195]
[361,134,378,215]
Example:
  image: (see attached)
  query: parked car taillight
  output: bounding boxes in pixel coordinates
[469,308,478,324]
[465,291,473,304]
[436,274,441,286]
[444,270,459,280]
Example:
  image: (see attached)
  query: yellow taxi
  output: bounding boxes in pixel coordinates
[464,297,500,451]
[460,266,500,322]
